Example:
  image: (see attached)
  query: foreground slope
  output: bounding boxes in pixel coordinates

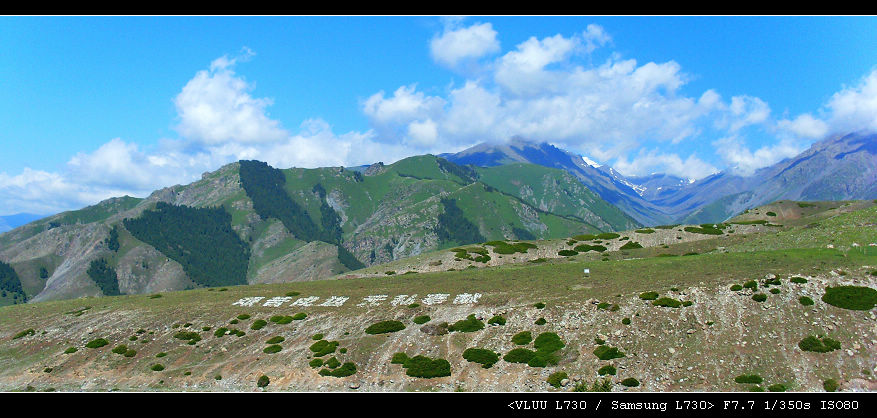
[1,203,874,392]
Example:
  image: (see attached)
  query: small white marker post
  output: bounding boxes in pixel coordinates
[583,268,590,277]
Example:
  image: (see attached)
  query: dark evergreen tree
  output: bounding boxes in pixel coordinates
[0,261,24,298]
[104,225,120,252]
[239,160,320,242]
[39,266,49,279]
[86,258,121,296]
[123,202,249,287]
[434,198,486,246]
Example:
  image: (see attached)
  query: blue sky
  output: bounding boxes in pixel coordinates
[1,16,876,215]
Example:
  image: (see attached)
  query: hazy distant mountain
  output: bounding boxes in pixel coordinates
[445,132,877,225]
[0,213,45,233]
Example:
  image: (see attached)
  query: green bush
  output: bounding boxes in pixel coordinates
[512,331,532,345]
[752,293,767,302]
[682,300,693,307]
[767,383,786,392]
[325,362,357,377]
[312,333,324,340]
[770,288,781,294]
[310,340,339,357]
[365,320,406,335]
[487,315,506,325]
[285,291,300,297]
[263,344,282,354]
[790,276,808,284]
[123,349,136,357]
[265,336,285,344]
[228,319,239,325]
[598,364,617,375]
[309,358,324,368]
[250,320,267,330]
[463,348,500,369]
[533,332,565,353]
[743,280,758,290]
[575,378,612,392]
[635,228,655,234]
[214,327,229,337]
[574,244,607,253]
[823,379,839,392]
[547,371,568,388]
[684,226,723,235]
[292,313,307,320]
[558,250,578,256]
[730,284,743,291]
[85,338,109,348]
[822,286,877,310]
[593,345,625,360]
[156,352,167,358]
[150,364,165,372]
[325,357,341,369]
[64,347,78,354]
[534,302,546,309]
[534,318,546,325]
[401,355,451,378]
[798,335,841,353]
[734,374,763,384]
[173,331,201,344]
[413,315,431,325]
[503,348,536,364]
[237,314,251,320]
[749,386,765,392]
[391,352,409,364]
[652,297,682,308]
[597,302,611,310]
[622,317,631,325]
[257,375,269,388]
[12,329,36,340]
[619,241,643,250]
[620,378,639,387]
[594,337,605,345]
[111,344,129,355]
[269,315,293,324]
[639,291,659,300]
[596,233,620,240]
[766,211,777,217]
[448,315,484,333]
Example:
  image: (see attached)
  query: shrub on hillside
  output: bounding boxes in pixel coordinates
[413,315,431,325]
[730,284,743,291]
[752,293,767,302]
[823,379,839,392]
[790,276,808,284]
[620,378,640,387]
[798,335,841,353]
[547,371,568,388]
[257,375,269,388]
[534,318,547,325]
[558,250,578,256]
[598,365,617,375]
[401,355,451,378]
[799,296,814,306]
[310,340,339,357]
[85,338,109,349]
[487,315,506,325]
[734,374,763,384]
[250,320,267,330]
[822,286,877,310]
[463,348,500,369]
[639,291,659,300]
[593,345,625,360]
[448,315,484,333]
[619,241,643,250]
[652,297,683,308]
[512,331,532,345]
[365,320,406,335]
[503,348,536,364]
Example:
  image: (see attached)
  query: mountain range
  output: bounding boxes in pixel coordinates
[0,131,874,304]
[443,131,877,225]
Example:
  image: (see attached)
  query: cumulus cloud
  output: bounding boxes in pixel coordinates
[826,68,877,133]
[776,113,829,140]
[430,20,500,68]
[613,149,718,180]
[174,49,288,145]
[713,136,805,176]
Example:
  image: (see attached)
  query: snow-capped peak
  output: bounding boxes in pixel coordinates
[581,155,601,168]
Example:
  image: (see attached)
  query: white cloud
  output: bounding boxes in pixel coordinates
[430,21,500,68]
[713,136,805,176]
[613,149,718,180]
[582,24,611,54]
[776,113,829,140]
[826,68,877,133]
[174,51,288,145]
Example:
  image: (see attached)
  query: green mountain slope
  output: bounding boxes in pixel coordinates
[0,155,628,303]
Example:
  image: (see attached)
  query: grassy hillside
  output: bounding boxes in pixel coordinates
[1,202,874,392]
